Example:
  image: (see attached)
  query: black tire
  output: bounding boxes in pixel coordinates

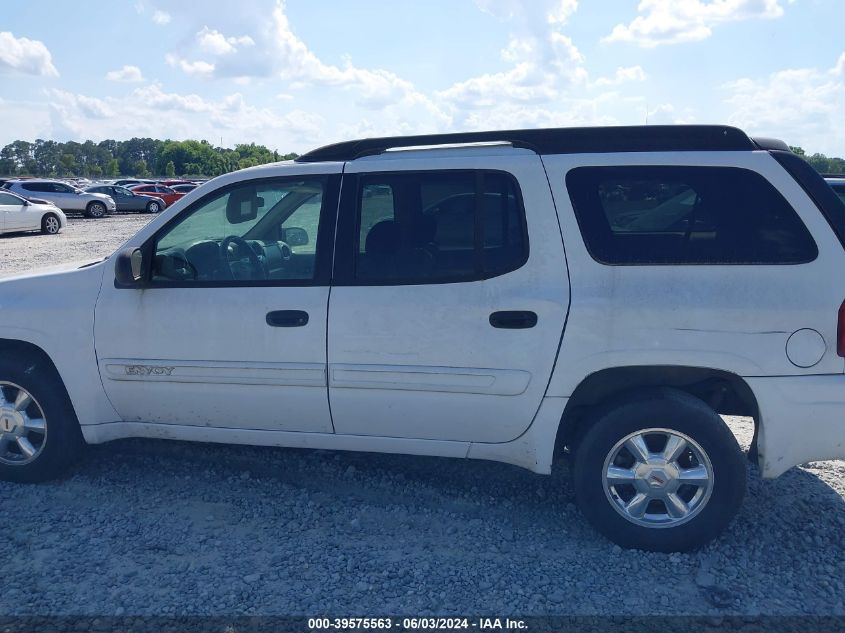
[146,200,162,214]
[0,355,84,483]
[41,213,61,235]
[85,201,106,218]
[573,389,746,552]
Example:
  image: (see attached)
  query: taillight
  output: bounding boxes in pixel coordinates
[838,301,845,357]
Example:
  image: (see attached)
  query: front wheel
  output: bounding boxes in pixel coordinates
[86,201,106,219]
[146,200,161,214]
[0,356,84,483]
[41,213,61,234]
[572,390,746,552]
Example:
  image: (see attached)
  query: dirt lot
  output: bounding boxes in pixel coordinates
[0,213,152,277]
[0,214,844,618]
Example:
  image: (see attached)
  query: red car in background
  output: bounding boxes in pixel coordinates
[130,184,186,208]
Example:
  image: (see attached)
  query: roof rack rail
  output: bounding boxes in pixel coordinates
[295,125,755,163]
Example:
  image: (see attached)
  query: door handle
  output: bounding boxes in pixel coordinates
[489,311,538,329]
[266,310,309,327]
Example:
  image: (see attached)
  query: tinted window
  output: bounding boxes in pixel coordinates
[355,171,527,282]
[152,179,325,283]
[21,183,46,192]
[0,193,22,205]
[831,184,845,206]
[567,166,817,265]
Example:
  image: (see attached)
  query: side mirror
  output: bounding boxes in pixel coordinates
[282,226,309,246]
[115,247,144,287]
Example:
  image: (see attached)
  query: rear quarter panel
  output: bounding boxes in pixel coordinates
[542,150,845,397]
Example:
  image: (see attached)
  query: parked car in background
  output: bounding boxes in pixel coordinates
[170,183,198,194]
[5,179,115,218]
[113,179,154,188]
[85,185,167,214]
[825,176,845,205]
[0,189,66,235]
[129,184,185,207]
[159,179,192,187]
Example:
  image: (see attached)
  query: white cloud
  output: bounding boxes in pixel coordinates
[152,9,171,25]
[604,0,787,48]
[196,26,255,55]
[831,52,845,76]
[0,31,58,77]
[38,84,327,148]
[547,0,579,24]
[105,65,144,83]
[165,54,215,78]
[475,0,578,25]
[594,65,647,87]
[722,56,845,154]
[267,1,432,110]
[437,4,588,126]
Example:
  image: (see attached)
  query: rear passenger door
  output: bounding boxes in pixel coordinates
[327,153,569,443]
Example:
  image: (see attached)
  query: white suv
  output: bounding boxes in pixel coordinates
[1,125,844,552]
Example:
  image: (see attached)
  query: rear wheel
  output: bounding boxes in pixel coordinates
[146,200,162,214]
[41,213,60,235]
[572,389,746,552]
[0,356,84,483]
[85,201,106,218]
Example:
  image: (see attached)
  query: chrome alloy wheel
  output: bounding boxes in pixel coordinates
[602,428,714,528]
[0,382,47,466]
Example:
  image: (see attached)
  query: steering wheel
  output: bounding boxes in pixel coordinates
[220,235,266,280]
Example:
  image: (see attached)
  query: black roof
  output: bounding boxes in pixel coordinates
[295,125,759,163]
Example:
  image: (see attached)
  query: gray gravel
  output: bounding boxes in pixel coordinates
[1,215,844,616]
[0,213,151,277]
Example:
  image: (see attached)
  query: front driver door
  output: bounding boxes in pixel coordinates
[0,192,34,231]
[109,186,134,212]
[94,171,340,433]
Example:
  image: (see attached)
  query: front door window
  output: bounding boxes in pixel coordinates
[152,179,326,283]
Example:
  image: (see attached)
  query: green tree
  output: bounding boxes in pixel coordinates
[134,159,150,178]
[58,153,77,177]
[1,136,294,178]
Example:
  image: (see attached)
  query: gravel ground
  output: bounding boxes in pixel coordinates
[0,215,844,617]
[0,213,152,277]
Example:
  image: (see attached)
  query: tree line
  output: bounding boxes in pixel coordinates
[0,138,299,179]
[789,147,845,175]
[0,137,842,179]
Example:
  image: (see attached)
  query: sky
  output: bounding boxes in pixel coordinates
[1,0,844,156]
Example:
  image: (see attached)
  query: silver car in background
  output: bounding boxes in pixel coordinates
[3,179,115,218]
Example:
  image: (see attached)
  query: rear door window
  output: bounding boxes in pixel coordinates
[566,166,817,265]
[353,170,528,283]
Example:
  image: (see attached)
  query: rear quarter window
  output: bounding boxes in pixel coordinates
[566,165,817,265]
